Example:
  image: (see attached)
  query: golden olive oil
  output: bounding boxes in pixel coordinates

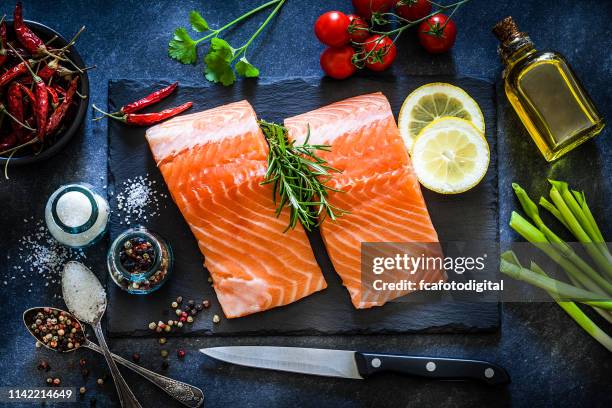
[493,17,604,162]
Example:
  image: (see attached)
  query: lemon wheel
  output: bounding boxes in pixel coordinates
[398,83,485,153]
[411,117,489,194]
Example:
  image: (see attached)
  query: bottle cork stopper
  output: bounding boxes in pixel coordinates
[492,16,522,43]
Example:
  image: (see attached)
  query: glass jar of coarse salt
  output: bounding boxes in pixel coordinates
[45,183,109,248]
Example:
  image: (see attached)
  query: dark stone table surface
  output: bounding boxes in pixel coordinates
[0,1,610,407]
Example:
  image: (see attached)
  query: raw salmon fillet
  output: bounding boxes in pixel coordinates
[285,93,443,308]
[145,100,326,318]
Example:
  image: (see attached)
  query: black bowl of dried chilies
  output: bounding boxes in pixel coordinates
[0,2,90,167]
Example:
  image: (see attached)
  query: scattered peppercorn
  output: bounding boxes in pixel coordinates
[188,299,195,307]
[176,296,183,304]
[171,301,178,308]
[159,337,167,345]
[177,349,186,359]
[190,309,197,316]
[79,387,86,395]
[177,322,183,328]
[196,304,203,311]
[79,358,87,368]
[202,300,210,309]
[132,352,140,363]
[175,309,182,316]
[52,378,61,386]
[213,314,220,324]
[96,378,104,386]
[46,378,53,385]
[187,316,194,323]
[160,350,168,358]
[148,322,157,330]
[37,359,50,371]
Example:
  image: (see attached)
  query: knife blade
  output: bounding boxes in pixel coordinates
[200,346,510,385]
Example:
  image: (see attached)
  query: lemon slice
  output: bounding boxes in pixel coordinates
[411,117,489,194]
[398,83,485,153]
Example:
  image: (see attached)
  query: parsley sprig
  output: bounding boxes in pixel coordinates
[259,120,348,232]
[169,0,286,86]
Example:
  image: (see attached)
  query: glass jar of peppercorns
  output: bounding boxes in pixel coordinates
[107,226,173,294]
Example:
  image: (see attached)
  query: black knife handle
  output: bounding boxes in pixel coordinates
[354,352,510,386]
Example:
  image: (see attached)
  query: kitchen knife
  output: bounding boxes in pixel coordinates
[200,346,509,386]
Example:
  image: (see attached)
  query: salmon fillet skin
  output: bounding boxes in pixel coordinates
[284,93,444,308]
[145,100,326,318]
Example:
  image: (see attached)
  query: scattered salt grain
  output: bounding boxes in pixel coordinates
[5,219,86,288]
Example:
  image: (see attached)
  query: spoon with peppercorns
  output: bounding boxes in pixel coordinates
[23,307,204,407]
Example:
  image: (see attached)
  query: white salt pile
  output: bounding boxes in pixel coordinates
[114,174,168,225]
[56,191,93,227]
[61,261,106,324]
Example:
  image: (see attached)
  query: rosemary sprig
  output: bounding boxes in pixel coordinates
[259,120,347,232]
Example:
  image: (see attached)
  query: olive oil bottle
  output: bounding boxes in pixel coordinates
[493,17,604,162]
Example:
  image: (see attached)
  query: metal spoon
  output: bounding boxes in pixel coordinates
[23,307,204,407]
[61,261,142,408]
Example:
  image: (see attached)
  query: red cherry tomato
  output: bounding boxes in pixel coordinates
[314,11,351,47]
[352,0,394,20]
[363,35,397,71]
[395,0,432,22]
[320,46,357,79]
[347,14,370,43]
[418,14,457,54]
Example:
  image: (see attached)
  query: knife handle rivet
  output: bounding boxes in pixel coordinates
[371,358,382,368]
[425,362,436,372]
[484,368,495,378]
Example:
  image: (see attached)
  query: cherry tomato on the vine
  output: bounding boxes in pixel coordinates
[395,0,432,22]
[362,35,397,71]
[320,46,357,79]
[352,0,394,20]
[418,14,457,54]
[347,14,370,43]
[314,11,351,47]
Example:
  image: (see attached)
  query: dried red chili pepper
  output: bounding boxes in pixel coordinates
[47,87,59,107]
[93,101,193,127]
[7,82,24,131]
[123,102,192,125]
[17,82,36,104]
[121,82,179,114]
[0,19,8,68]
[13,2,47,56]
[46,77,78,135]
[33,77,49,141]
[38,59,60,82]
[53,85,66,96]
[0,60,30,87]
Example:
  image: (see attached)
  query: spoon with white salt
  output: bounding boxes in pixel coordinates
[62,261,142,408]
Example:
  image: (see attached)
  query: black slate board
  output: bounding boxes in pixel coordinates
[106,76,499,336]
